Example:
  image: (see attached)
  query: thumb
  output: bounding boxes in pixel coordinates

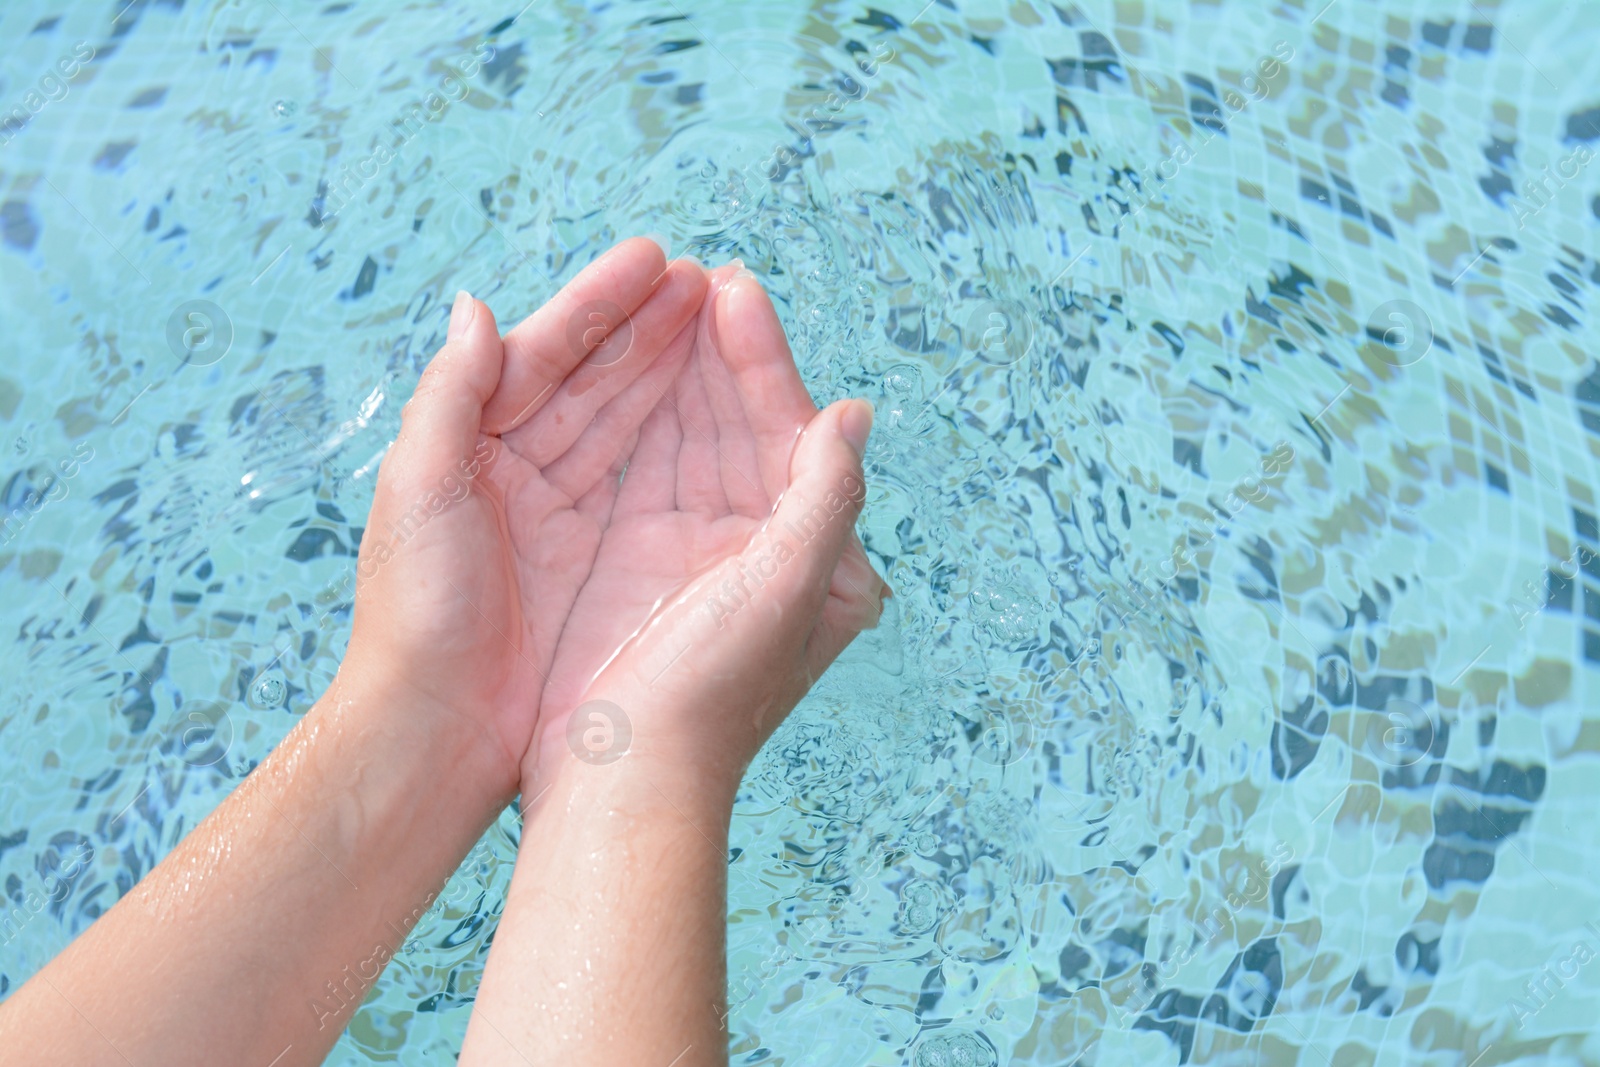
[755,398,873,618]
[389,291,505,490]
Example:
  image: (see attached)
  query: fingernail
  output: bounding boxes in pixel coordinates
[841,399,874,458]
[448,290,475,341]
[642,232,672,258]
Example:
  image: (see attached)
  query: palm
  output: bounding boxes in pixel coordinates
[503,260,842,755]
[473,254,838,768]
[361,244,876,784]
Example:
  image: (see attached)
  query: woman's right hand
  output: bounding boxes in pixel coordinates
[460,264,888,1067]
[525,264,888,797]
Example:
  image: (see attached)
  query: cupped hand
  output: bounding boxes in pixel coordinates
[341,239,705,794]
[530,263,889,792]
[341,239,885,799]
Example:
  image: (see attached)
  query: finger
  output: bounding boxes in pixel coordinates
[673,351,731,516]
[602,401,872,732]
[715,271,821,499]
[752,398,873,621]
[695,276,768,518]
[831,533,888,632]
[484,237,668,435]
[384,291,504,499]
[705,259,744,292]
[700,356,767,518]
[503,259,706,469]
[802,536,890,679]
[541,315,696,504]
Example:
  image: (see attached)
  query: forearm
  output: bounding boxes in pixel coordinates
[0,673,516,1067]
[462,754,735,1067]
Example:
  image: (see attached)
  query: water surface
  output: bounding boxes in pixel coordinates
[2,1,1598,1064]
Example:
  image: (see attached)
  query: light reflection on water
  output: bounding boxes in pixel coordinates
[1,1,1598,1064]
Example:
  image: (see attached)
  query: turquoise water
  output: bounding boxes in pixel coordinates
[3,1,1599,1063]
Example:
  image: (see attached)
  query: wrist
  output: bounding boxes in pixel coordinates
[523,742,738,834]
[323,662,523,813]
[527,686,763,811]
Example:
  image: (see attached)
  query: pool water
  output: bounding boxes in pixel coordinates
[3,1,1599,1064]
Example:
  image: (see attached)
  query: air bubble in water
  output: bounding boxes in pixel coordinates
[969,579,1042,649]
[252,675,286,707]
[898,881,942,934]
[913,1030,996,1067]
[272,99,297,118]
[883,364,922,403]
